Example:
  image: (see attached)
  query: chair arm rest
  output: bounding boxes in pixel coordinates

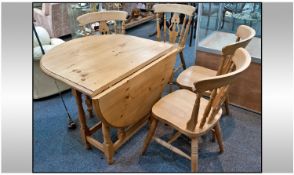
[50,38,65,46]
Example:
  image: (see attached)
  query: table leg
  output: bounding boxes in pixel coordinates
[85,95,93,117]
[102,123,114,164]
[72,89,91,149]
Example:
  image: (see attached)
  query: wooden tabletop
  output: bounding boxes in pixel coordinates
[41,34,176,97]
[198,31,261,63]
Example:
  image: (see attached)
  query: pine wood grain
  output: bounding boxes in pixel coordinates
[41,34,176,97]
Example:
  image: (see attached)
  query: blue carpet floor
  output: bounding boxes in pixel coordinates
[33,20,261,172]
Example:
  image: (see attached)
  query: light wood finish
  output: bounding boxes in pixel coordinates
[191,138,198,172]
[72,89,91,149]
[142,117,158,155]
[195,31,261,113]
[41,35,176,97]
[213,122,224,153]
[142,48,251,172]
[92,50,178,128]
[153,4,195,17]
[196,51,261,113]
[167,131,182,144]
[153,4,196,87]
[77,11,128,114]
[77,11,128,35]
[40,34,178,164]
[102,123,114,164]
[90,49,177,163]
[177,25,255,114]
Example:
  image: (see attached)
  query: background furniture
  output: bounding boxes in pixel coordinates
[221,3,261,32]
[177,25,255,115]
[221,3,246,29]
[142,48,251,172]
[40,34,177,164]
[33,26,70,99]
[201,3,221,36]
[195,29,261,113]
[67,3,96,38]
[34,3,71,38]
[153,4,196,91]
[77,11,128,36]
[104,3,156,29]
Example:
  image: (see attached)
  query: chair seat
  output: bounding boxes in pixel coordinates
[152,89,222,137]
[176,66,217,90]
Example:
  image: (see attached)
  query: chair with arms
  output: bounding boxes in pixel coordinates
[141,47,252,172]
[176,25,255,115]
[152,4,196,90]
[76,11,128,117]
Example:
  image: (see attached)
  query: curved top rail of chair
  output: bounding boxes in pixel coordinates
[236,25,256,40]
[77,10,128,26]
[222,25,255,55]
[153,4,196,16]
[194,48,251,93]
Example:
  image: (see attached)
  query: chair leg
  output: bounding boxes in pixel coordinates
[179,51,187,70]
[85,95,93,117]
[141,117,158,155]
[214,122,224,153]
[168,70,174,93]
[224,96,230,115]
[191,137,199,172]
[102,123,114,164]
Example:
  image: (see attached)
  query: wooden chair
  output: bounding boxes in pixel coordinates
[76,11,128,117]
[176,25,255,115]
[141,48,251,172]
[77,10,128,36]
[153,4,196,89]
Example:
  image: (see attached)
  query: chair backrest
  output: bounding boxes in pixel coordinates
[186,48,251,131]
[217,25,255,75]
[153,4,196,47]
[77,11,128,35]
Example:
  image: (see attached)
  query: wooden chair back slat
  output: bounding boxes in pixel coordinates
[153,4,195,47]
[186,48,251,131]
[179,15,192,47]
[163,14,167,42]
[178,15,187,44]
[77,11,128,35]
[216,25,255,75]
[156,13,161,41]
[186,94,201,131]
